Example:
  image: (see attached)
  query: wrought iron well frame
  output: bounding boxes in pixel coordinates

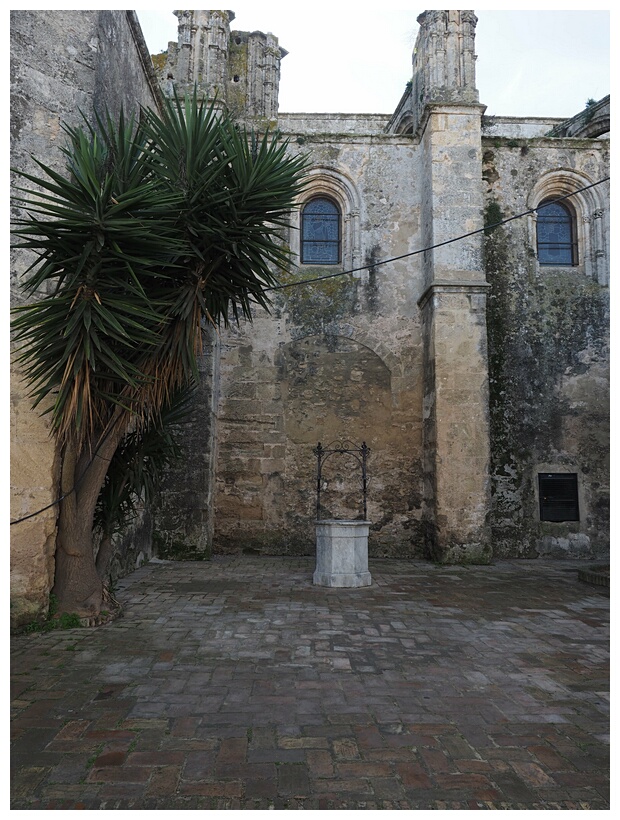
[312,440,370,521]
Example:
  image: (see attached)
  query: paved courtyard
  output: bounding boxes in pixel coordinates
[11,556,609,810]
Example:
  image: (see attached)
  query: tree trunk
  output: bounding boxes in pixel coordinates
[95,533,115,582]
[53,520,103,618]
[51,425,124,618]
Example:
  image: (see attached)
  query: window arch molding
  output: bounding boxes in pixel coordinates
[289,167,361,273]
[527,170,608,284]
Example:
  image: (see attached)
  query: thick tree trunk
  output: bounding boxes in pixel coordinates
[51,424,124,618]
[53,522,103,618]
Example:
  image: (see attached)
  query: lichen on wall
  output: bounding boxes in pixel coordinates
[483,139,609,559]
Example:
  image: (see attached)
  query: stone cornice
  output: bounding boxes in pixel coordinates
[417,279,490,309]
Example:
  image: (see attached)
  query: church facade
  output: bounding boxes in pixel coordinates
[152,10,609,565]
[10,10,609,624]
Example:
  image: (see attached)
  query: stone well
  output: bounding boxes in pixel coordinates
[313,519,372,588]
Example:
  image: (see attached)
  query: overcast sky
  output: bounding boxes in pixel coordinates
[137,5,610,120]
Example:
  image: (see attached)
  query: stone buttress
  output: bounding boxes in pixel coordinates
[413,11,492,562]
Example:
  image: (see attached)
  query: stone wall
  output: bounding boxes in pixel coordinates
[203,10,609,563]
[10,9,610,601]
[152,330,220,560]
[10,10,162,626]
[483,136,610,559]
[482,117,564,139]
[212,129,427,556]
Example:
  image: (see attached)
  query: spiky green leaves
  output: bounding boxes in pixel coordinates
[140,92,308,323]
[11,92,308,448]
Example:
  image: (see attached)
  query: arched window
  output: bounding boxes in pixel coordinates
[536,199,577,266]
[301,197,341,264]
[528,171,608,283]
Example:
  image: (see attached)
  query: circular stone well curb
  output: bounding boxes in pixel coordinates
[578,564,610,587]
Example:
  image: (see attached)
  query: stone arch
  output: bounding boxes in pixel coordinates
[576,114,610,139]
[527,169,608,284]
[280,333,392,445]
[315,321,406,395]
[289,166,362,273]
[279,332,394,523]
[391,109,414,136]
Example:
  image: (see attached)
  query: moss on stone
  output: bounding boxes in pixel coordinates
[484,193,609,557]
[151,51,167,72]
[274,264,359,333]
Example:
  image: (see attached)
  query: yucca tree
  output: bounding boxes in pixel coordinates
[11,93,308,618]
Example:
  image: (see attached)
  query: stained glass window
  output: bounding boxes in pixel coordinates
[301,198,340,264]
[536,200,577,266]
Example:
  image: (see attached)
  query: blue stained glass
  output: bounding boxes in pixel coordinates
[301,197,340,264]
[537,200,576,266]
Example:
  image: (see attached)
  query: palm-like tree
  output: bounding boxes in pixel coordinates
[11,93,308,618]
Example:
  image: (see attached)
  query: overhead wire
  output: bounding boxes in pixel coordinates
[266,177,609,291]
[10,175,609,526]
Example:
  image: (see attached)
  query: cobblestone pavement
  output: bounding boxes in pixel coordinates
[11,556,609,810]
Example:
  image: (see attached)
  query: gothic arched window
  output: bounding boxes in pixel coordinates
[536,199,577,266]
[301,197,341,264]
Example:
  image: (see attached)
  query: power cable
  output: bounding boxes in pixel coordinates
[266,177,609,291]
[10,175,609,526]
[10,414,123,526]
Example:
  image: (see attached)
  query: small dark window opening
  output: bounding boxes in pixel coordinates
[536,200,577,266]
[538,473,579,521]
[301,197,341,264]
[233,75,240,83]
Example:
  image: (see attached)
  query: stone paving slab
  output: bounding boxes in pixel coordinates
[11,556,610,809]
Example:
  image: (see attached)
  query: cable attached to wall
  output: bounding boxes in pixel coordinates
[266,177,610,292]
[10,415,124,527]
[10,175,610,527]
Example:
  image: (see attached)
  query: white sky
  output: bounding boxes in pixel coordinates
[136,4,611,119]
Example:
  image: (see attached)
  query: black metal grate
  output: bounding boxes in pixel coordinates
[313,440,369,520]
[538,473,579,521]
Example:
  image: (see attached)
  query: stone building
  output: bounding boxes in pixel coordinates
[10,10,610,624]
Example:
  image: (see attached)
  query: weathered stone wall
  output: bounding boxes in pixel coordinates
[483,136,610,559]
[207,10,609,563]
[213,130,427,556]
[482,117,564,139]
[93,11,164,122]
[10,11,162,625]
[152,330,220,560]
[417,105,491,564]
[279,114,391,136]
